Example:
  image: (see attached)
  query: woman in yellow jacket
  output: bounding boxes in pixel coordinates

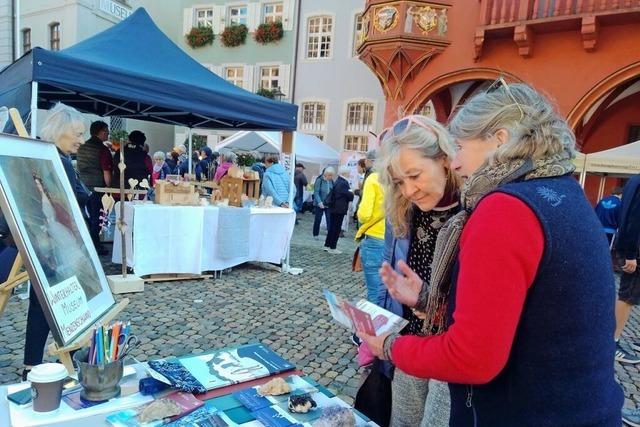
[356,158,386,304]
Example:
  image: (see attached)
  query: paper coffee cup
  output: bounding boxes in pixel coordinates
[27,363,67,412]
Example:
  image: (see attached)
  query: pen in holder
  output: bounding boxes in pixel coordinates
[73,322,139,401]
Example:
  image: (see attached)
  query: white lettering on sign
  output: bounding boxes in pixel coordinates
[99,0,132,20]
[47,276,91,342]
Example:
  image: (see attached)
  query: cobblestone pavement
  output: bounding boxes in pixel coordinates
[1,211,640,412]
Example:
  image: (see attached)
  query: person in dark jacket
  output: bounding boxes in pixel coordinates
[77,120,112,254]
[294,163,308,213]
[197,146,219,181]
[613,175,640,365]
[165,150,180,175]
[312,167,334,239]
[360,83,623,427]
[323,165,354,254]
[112,130,151,187]
[23,103,91,379]
[594,186,622,244]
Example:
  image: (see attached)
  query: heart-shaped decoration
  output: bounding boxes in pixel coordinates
[128,178,139,189]
[139,179,149,189]
[101,194,115,212]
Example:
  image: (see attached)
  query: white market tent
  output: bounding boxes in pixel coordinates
[216,131,340,165]
[578,139,640,198]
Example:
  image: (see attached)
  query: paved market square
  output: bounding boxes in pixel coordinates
[1,213,640,410]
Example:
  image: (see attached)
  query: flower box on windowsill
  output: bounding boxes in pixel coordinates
[221,24,248,48]
[186,26,214,48]
[254,21,284,45]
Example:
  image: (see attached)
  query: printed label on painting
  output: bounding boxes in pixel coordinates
[47,276,91,341]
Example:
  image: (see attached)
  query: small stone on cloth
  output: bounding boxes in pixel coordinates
[312,406,356,427]
[139,398,182,423]
[258,377,291,396]
[288,393,317,413]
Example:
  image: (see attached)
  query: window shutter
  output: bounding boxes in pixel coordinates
[211,65,223,77]
[282,0,295,31]
[279,64,291,100]
[247,3,260,31]
[183,8,194,35]
[215,5,227,34]
[244,65,255,92]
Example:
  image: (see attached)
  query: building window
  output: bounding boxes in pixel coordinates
[301,102,326,132]
[352,13,363,56]
[263,2,284,24]
[49,22,60,51]
[229,5,248,26]
[260,66,280,90]
[306,16,333,59]
[346,102,375,133]
[22,28,31,53]
[344,135,368,152]
[225,67,244,88]
[196,8,214,28]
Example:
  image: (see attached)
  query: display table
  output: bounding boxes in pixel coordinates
[112,203,296,276]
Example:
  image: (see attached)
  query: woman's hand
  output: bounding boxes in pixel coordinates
[379,260,422,308]
[623,259,638,274]
[357,331,390,360]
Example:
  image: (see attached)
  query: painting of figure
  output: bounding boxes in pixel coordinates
[0,134,114,345]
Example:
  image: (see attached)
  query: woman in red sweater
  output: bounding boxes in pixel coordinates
[359,81,623,426]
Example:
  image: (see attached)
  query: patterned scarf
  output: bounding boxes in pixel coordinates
[419,152,576,335]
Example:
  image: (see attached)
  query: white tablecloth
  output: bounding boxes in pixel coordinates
[112,202,296,276]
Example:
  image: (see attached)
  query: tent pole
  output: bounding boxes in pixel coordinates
[282,131,301,275]
[30,81,37,137]
[579,170,587,188]
[598,175,606,201]
[188,127,193,175]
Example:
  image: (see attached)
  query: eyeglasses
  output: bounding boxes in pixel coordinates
[486,77,525,122]
[378,115,436,144]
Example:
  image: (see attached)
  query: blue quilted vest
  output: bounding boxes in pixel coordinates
[447,175,623,427]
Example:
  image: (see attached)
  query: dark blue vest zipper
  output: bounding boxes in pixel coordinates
[467,384,478,427]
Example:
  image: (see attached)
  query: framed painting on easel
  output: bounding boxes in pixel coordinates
[0,133,115,346]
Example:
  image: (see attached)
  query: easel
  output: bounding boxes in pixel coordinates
[0,254,29,314]
[5,108,130,374]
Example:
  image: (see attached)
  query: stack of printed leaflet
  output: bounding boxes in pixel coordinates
[146,343,296,394]
[323,289,408,336]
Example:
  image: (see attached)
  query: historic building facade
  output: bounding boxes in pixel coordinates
[358,0,640,201]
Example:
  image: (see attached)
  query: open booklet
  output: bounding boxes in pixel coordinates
[323,289,408,336]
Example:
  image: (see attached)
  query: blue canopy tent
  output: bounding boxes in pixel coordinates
[0,7,297,139]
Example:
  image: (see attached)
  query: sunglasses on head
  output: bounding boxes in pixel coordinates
[486,77,525,122]
[378,115,436,144]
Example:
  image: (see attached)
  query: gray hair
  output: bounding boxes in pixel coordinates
[40,103,86,143]
[377,115,458,237]
[220,149,237,163]
[323,166,335,176]
[153,150,165,161]
[338,165,351,177]
[176,144,186,154]
[448,82,576,166]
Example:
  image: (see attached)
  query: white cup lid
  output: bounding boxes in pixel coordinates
[27,363,67,383]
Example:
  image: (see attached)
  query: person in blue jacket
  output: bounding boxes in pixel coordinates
[594,186,622,244]
[261,156,291,208]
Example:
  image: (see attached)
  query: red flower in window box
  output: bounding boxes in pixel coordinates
[186,26,214,48]
[221,24,248,48]
[254,21,284,45]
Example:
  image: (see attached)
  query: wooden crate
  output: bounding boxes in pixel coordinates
[154,180,199,206]
[219,176,243,207]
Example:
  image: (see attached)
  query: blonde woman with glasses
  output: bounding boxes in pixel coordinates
[367,115,459,427]
[360,81,623,426]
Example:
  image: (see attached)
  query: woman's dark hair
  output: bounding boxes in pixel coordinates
[90,121,108,136]
[357,158,366,169]
[128,130,146,146]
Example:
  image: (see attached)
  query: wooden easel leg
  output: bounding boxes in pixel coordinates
[0,254,28,316]
[58,351,75,375]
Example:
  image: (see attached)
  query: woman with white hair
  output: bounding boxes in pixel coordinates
[324,165,353,254]
[151,150,171,186]
[214,148,236,183]
[361,81,623,426]
[23,103,91,379]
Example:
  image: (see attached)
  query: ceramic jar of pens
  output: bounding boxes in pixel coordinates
[73,321,138,401]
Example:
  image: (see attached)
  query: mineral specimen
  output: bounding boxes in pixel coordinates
[312,406,356,427]
[287,393,317,413]
[258,377,291,396]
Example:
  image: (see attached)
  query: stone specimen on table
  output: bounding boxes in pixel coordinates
[258,377,291,396]
[265,196,273,208]
[312,406,356,427]
[288,393,317,413]
[138,398,182,423]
